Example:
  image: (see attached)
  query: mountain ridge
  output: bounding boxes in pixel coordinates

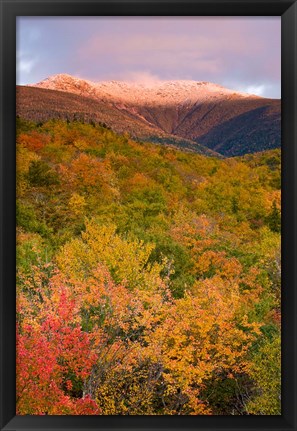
[20,74,281,157]
[16,85,220,158]
[31,73,263,105]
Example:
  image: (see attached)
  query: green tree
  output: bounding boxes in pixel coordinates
[266,201,281,233]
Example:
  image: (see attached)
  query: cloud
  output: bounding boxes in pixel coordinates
[17,17,281,97]
[121,71,163,87]
[17,52,37,73]
[225,82,280,98]
[16,52,39,85]
[18,58,35,74]
[78,33,226,81]
[239,84,267,97]
[76,23,280,88]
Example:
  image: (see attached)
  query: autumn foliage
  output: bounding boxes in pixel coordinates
[16,118,281,415]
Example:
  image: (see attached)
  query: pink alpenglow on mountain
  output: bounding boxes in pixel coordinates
[18,74,281,157]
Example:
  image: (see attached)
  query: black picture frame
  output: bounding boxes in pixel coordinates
[0,1,296,430]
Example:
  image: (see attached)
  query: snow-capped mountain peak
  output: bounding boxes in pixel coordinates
[31,74,258,106]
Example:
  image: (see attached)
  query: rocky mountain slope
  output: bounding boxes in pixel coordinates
[16,85,219,157]
[17,74,281,157]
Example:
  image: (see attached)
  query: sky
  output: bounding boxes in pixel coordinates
[17,17,281,98]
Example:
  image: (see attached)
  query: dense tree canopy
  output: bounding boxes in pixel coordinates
[16,118,281,415]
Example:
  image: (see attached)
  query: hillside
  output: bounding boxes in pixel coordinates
[16,85,220,158]
[16,117,281,415]
[23,73,281,157]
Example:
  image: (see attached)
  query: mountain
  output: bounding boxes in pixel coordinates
[16,85,220,158]
[17,74,281,157]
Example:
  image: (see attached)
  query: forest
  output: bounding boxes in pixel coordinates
[16,117,281,415]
